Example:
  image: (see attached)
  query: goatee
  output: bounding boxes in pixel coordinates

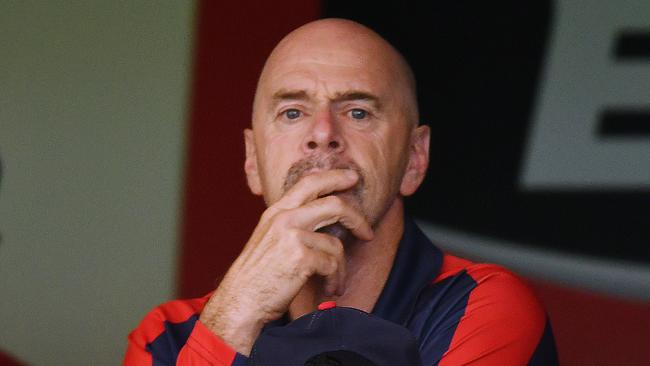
[282,153,366,245]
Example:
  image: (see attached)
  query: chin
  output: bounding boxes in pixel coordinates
[317,222,356,246]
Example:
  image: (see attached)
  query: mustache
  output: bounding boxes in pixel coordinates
[282,154,365,196]
[282,154,366,244]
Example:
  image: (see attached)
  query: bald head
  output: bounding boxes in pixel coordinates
[244,18,430,214]
[252,18,418,126]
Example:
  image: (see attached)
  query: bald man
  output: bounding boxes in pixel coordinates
[125,19,558,365]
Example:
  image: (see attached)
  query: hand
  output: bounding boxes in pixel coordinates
[199,169,374,356]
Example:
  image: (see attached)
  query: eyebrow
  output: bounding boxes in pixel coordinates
[269,89,382,111]
[270,89,311,111]
[332,91,382,110]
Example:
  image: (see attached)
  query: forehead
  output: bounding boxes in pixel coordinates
[258,40,400,103]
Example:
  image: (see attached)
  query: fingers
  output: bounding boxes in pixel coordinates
[263,169,373,241]
[275,169,359,210]
[246,169,371,303]
[283,195,374,241]
[299,230,347,296]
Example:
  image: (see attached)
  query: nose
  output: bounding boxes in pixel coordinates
[302,109,345,154]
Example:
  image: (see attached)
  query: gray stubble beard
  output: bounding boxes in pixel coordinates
[282,153,368,246]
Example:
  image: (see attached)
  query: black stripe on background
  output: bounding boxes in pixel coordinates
[614,31,650,59]
[599,109,650,137]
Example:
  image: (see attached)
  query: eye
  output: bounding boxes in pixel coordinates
[283,109,302,120]
[349,109,368,120]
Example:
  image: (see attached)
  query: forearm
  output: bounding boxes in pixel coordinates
[198,297,266,357]
[124,314,240,366]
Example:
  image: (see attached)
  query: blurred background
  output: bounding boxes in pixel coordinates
[1,1,648,365]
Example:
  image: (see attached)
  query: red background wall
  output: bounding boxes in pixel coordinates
[178,0,321,299]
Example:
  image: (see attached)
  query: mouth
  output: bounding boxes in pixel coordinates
[282,157,366,245]
[302,163,356,176]
[282,154,364,195]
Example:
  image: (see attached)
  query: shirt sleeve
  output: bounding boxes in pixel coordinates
[123,296,239,365]
[415,262,558,365]
[438,265,550,365]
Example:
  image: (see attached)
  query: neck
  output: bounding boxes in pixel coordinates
[288,198,405,320]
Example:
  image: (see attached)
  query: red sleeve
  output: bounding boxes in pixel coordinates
[123,295,238,365]
[176,321,238,365]
[438,261,547,365]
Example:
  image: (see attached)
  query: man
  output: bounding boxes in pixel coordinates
[125,19,558,365]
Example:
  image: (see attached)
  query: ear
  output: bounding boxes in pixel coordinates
[399,125,430,196]
[244,128,263,196]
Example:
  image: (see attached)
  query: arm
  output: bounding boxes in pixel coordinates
[124,170,372,364]
[198,169,373,355]
[416,264,558,365]
[123,297,240,366]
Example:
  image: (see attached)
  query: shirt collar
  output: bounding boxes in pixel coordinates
[371,214,443,325]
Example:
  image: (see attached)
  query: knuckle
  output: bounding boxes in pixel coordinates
[326,257,338,275]
[323,194,344,208]
[323,234,343,254]
[260,207,276,221]
[332,239,344,257]
[288,242,312,276]
[272,211,293,227]
[284,227,302,243]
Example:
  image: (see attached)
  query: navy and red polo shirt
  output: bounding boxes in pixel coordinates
[125,216,558,365]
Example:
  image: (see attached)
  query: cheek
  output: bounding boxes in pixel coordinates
[361,129,410,191]
[354,132,398,186]
[258,133,298,200]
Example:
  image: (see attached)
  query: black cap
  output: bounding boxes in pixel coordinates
[247,302,423,366]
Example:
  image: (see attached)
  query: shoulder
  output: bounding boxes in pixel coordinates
[434,253,541,303]
[432,253,546,336]
[412,254,551,365]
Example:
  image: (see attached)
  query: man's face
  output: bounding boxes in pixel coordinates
[245,27,424,228]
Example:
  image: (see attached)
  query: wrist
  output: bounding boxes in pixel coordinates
[199,300,265,356]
